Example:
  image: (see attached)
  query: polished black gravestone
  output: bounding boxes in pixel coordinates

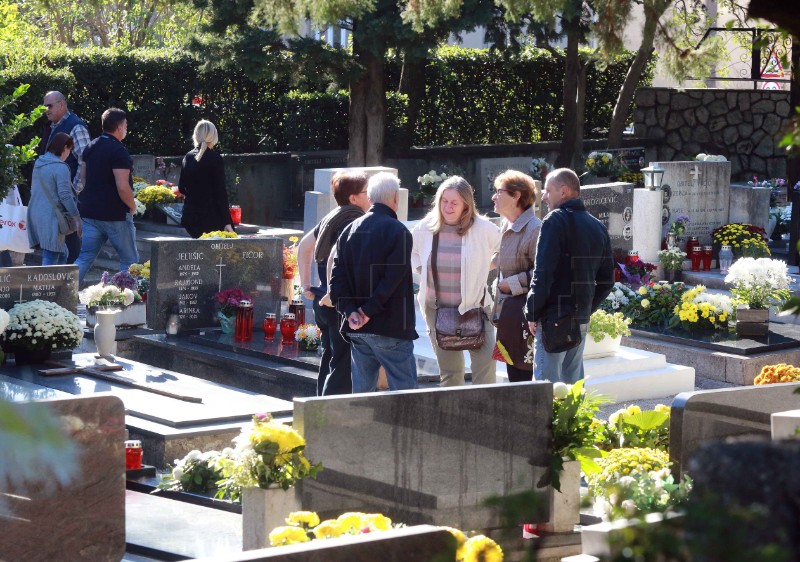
[632,322,800,356]
[147,237,283,332]
[0,264,78,312]
[582,182,634,255]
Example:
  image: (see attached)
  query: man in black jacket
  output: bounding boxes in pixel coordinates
[329,172,418,393]
[525,168,614,383]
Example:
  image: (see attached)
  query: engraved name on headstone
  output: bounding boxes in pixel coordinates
[0,265,78,312]
[582,182,635,255]
[147,237,283,331]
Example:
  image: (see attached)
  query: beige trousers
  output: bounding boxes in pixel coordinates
[423,305,497,386]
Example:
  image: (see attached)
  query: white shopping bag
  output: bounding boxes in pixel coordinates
[0,186,33,254]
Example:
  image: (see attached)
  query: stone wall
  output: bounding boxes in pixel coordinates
[634,87,791,180]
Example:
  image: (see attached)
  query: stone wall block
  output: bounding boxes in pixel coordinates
[709,116,727,132]
[667,131,682,150]
[767,158,787,180]
[634,109,646,123]
[751,154,766,173]
[751,99,775,113]
[737,123,754,138]
[736,139,753,155]
[670,95,691,111]
[696,106,709,124]
[727,109,743,126]
[645,109,658,127]
[636,89,656,107]
[650,126,665,139]
[708,99,729,117]
[751,129,766,144]
[657,90,670,105]
[657,105,669,126]
[753,114,764,129]
[723,126,739,145]
[679,126,692,142]
[684,142,700,157]
[776,100,791,118]
[763,113,782,135]
[661,146,676,161]
[738,93,752,112]
[727,92,738,107]
[694,126,711,143]
[634,124,647,137]
[755,136,774,158]
[667,112,685,130]
[702,91,715,105]
[682,109,697,127]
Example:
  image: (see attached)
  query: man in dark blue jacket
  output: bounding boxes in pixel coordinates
[525,168,614,383]
[329,172,418,393]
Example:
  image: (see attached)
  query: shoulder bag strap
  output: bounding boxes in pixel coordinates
[562,209,579,314]
[431,232,441,309]
[38,179,66,215]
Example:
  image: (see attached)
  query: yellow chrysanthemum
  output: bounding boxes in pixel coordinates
[461,535,503,562]
[269,525,311,546]
[638,286,648,295]
[654,404,670,414]
[286,511,321,528]
[336,512,368,533]
[359,513,393,531]
[442,527,467,559]
[312,519,345,539]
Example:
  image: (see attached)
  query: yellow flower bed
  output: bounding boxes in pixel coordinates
[199,230,238,239]
[136,185,176,208]
[754,363,800,385]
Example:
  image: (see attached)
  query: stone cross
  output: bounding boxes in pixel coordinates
[14,285,26,305]
[689,165,702,183]
[215,257,227,292]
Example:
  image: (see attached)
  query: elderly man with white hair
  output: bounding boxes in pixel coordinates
[329,172,419,393]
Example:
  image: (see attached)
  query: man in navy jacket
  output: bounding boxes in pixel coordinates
[525,168,614,383]
[329,172,418,393]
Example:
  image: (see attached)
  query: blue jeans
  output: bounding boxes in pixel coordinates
[76,215,139,283]
[314,297,352,396]
[42,248,67,265]
[533,324,588,384]
[349,333,418,393]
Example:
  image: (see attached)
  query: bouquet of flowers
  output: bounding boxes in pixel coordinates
[417,170,448,197]
[669,214,690,236]
[618,260,657,289]
[136,185,177,208]
[269,510,397,546]
[711,223,769,258]
[215,287,247,317]
[529,157,554,181]
[769,205,792,236]
[199,230,238,239]
[600,282,638,315]
[587,310,631,343]
[79,271,140,308]
[724,257,792,310]
[157,449,233,495]
[584,151,619,177]
[754,363,800,385]
[618,170,644,187]
[629,282,687,328]
[2,300,83,351]
[134,199,146,216]
[155,179,182,201]
[658,247,686,271]
[283,236,299,278]
[591,464,692,522]
[295,324,321,351]
[694,153,727,162]
[128,261,151,300]
[669,285,734,332]
[215,413,322,501]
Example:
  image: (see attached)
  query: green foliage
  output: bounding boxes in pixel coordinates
[588,310,631,342]
[0,80,44,200]
[597,405,671,452]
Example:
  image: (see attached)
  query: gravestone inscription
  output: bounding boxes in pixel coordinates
[0,265,78,312]
[582,182,635,255]
[147,237,283,331]
[653,161,731,245]
[477,157,531,207]
[607,147,647,172]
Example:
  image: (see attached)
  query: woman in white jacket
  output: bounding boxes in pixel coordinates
[411,176,501,386]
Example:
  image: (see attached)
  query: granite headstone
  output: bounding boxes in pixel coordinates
[0,265,78,313]
[728,184,771,231]
[582,182,635,255]
[132,154,156,184]
[607,147,647,172]
[653,161,731,245]
[155,202,184,226]
[477,157,531,207]
[147,237,283,331]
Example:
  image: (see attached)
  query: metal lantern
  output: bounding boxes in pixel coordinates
[641,165,665,190]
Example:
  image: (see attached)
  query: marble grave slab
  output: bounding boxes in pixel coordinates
[0,265,78,312]
[147,236,283,331]
[582,182,635,256]
[476,157,531,207]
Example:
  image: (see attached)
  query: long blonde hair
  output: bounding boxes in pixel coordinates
[193,120,219,161]
[426,176,477,236]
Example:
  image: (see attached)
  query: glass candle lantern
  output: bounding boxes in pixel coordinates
[235,299,254,342]
[289,298,305,326]
[262,313,277,341]
[125,439,143,470]
[686,236,700,255]
[719,245,734,275]
[229,205,242,225]
[702,245,713,271]
[280,313,298,345]
[690,246,703,272]
[165,311,180,336]
[626,250,639,266]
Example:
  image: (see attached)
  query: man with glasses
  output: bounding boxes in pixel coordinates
[41,91,91,263]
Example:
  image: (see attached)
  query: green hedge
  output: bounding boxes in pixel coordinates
[1,46,651,154]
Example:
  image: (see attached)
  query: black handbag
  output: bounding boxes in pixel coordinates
[431,232,486,351]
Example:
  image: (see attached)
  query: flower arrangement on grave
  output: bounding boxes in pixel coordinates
[586,447,670,494]
[600,282,638,315]
[2,300,82,352]
[658,247,687,271]
[669,285,734,332]
[769,204,792,237]
[199,230,238,239]
[694,153,727,162]
[748,177,787,207]
[724,257,792,311]
[157,448,233,495]
[669,214,690,236]
[584,151,619,178]
[135,185,177,209]
[215,413,322,501]
[215,287,247,319]
[618,260,657,289]
[128,261,151,300]
[268,510,397,546]
[283,236,299,279]
[417,169,449,198]
[630,282,688,328]
[79,271,141,308]
[548,379,609,491]
[295,324,321,351]
[754,363,800,385]
[155,179,182,201]
[587,310,631,343]
[591,465,692,522]
[595,404,671,452]
[711,223,770,258]
[529,157,554,181]
[134,198,146,216]
[617,170,644,187]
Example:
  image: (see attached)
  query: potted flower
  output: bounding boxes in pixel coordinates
[724,257,792,336]
[135,184,177,222]
[214,413,322,550]
[711,223,770,259]
[2,300,83,364]
[199,230,239,239]
[585,310,631,359]
[214,287,247,335]
[157,448,234,496]
[583,151,620,183]
[529,157,554,182]
[417,170,449,204]
[667,214,689,249]
[128,261,150,303]
[668,285,734,333]
[79,271,145,328]
[657,247,686,282]
[768,204,791,242]
[295,324,321,352]
[618,260,657,289]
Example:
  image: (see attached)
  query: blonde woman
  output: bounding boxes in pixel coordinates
[411,176,501,386]
[178,120,233,238]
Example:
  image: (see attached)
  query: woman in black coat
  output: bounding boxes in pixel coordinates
[178,120,234,238]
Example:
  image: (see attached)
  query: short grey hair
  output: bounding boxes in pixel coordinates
[366,172,400,206]
[546,168,581,195]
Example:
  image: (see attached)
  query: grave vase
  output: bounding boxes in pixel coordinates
[93,310,118,357]
[583,334,622,360]
[542,459,581,533]
[664,269,683,283]
[242,485,301,550]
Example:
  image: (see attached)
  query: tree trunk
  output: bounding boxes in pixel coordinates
[364,50,385,166]
[573,60,588,169]
[397,54,426,153]
[607,0,661,148]
[348,29,368,166]
[557,17,581,169]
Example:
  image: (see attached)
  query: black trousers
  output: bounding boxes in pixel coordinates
[66,232,81,264]
[506,364,533,382]
[314,297,353,395]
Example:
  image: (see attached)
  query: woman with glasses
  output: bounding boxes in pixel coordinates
[491,170,542,382]
[411,176,501,386]
[178,120,234,238]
